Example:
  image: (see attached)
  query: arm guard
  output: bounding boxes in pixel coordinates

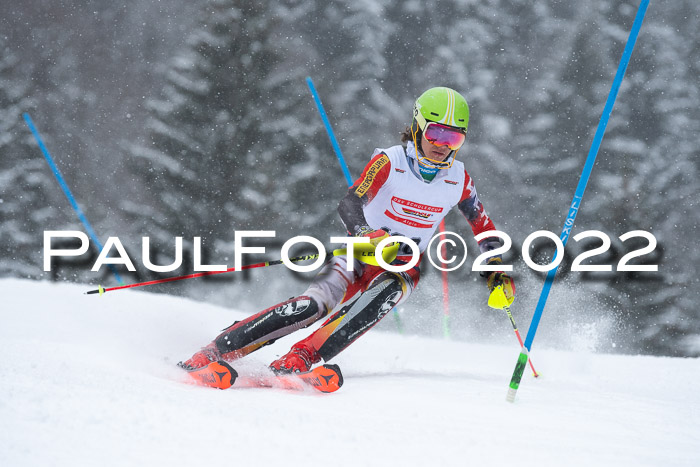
[338,190,371,236]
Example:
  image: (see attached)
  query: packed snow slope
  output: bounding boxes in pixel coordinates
[1,278,698,467]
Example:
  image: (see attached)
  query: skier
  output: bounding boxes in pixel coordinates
[180,86,515,375]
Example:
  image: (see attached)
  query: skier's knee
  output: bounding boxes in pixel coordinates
[369,272,410,306]
[303,289,334,318]
[270,295,326,323]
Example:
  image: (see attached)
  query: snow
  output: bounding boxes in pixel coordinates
[1,278,698,467]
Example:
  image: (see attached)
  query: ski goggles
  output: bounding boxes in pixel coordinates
[422,122,466,150]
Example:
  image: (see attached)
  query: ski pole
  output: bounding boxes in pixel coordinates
[489,285,539,377]
[503,305,539,377]
[85,254,320,295]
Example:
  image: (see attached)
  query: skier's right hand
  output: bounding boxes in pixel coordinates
[344,227,397,266]
[355,227,389,247]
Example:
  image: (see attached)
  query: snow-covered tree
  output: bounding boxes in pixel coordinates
[2,0,699,355]
[586,1,700,355]
[0,38,64,277]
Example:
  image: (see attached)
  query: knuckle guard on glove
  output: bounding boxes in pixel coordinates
[356,227,389,247]
[336,227,398,266]
[482,258,516,307]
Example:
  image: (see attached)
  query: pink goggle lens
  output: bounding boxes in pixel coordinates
[423,122,466,150]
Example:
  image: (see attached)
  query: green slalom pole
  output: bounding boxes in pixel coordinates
[504,305,539,378]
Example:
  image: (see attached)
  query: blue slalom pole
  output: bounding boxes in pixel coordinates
[23,113,124,284]
[506,0,650,402]
[306,76,407,333]
[306,77,354,186]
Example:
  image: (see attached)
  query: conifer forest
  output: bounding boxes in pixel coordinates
[2,0,698,357]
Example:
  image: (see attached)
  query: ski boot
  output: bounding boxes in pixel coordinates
[178,342,221,370]
[269,339,321,374]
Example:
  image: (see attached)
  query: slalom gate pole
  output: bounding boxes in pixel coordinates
[506,0,650,403]
[489,286,539,376]
[504,305,539,377]
[84,254,321,295]
[23,113,124,285]
[439,220,451,338]
[306,77,354,186]
[307,76,415,334]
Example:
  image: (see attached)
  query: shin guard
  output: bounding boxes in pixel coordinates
[311,275,405,362]
[213,296,324,360]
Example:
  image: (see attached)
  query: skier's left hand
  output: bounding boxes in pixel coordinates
[483,258,515,306]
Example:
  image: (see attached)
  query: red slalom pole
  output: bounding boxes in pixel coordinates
[490,286,539,377]
[439,220,450,338]
[84,254,321,296]
[504,305,539,378]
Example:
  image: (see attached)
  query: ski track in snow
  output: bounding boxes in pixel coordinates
[0,278,698,467]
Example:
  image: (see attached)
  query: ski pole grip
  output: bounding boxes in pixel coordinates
[85,285,105,296]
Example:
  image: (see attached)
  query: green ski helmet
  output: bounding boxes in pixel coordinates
[411,87,469,168]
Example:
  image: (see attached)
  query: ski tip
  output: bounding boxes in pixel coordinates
[309,363,343,393]
[323,364,344,389]
[180,360,238,390]
[216,360,238,385]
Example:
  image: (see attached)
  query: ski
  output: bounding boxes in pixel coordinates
[181,361,343,393]
[181,360,238,389]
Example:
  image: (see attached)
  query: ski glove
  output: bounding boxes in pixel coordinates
[483,258,515,307]
[335,227,397,266]
[355,226,389,247]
